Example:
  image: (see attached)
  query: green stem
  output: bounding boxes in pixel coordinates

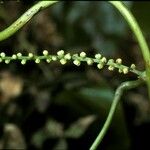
[90,79,143,150]
[108,1,150,99]
[0,1,58,41]
[0,51,145,79]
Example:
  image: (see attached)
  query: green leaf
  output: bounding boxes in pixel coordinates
[64,115,96,138]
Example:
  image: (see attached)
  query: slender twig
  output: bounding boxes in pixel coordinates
[109,1,150,99]
[0,1,58,41]
[90,79,143,150]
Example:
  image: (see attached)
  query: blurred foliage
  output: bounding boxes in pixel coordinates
[0,1,149,150]
[50,1,133,56]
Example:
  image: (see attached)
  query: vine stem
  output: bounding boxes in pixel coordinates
[0,1,58,41]
[108,1,150,99]
[90,79,143,150]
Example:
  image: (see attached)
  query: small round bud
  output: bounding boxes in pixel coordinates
[97,63,103,69]
[0,58,2,62]
[60,59,67,65]
[0,52,5,58]
[21,59,26,65]
[118,68,122,73]
[43,50,48,56]
[130,64,136,69]
[80,52,86,58]
[64,53,71,60]
[116,58,122,64]
[95,54,101,59]
[123,67,128,74]
[46,59,51,63]
[107,59,114,65]
[12,54,17,59]
[87,58,93,65]
[28,53,33,58]
[108,66,114,71]
[101,57,107,63]
[17,53,22,57]
[57,50,64,56]
[73,60,81,66]
[52,56,57,61]
[35,58,40,63]
[5,59,10,64]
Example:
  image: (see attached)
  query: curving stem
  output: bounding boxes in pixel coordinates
[0,1,58,41]
[90,79,143,150]
[108,1,150,100]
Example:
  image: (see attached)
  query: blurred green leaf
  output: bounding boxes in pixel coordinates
[79,87,114,102]
[64,115,96,138]
[31,119,64,148]
[53,138,68,150]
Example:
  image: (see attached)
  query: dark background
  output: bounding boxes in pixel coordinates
[0,1,150,150]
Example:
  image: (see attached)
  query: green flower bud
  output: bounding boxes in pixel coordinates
[21,59,26,65]
[57,50,64,56]
[101,57,107,63]
[17,53,22,57]
[80,52,86,58]
[28,53,33,58]
[12,54,17,59]
[108,66,114,71]
[87,58,93,65]
[43,50,48,56]
[97,63,103,69]
[0,52,5,58]
[52,56,57,61]
[131,64,136,69]
[46,59,51,63]
[0,58,2,62]
[118,68,122,73]
[73,60,80,66]
[35,58,40,63]
[116,58,122,64]
[95,54,101,59]
[64,53,71,60]
[107,59,114,65]
[60,58,67,65]
[5,59,10,64]
[123,67,128,74]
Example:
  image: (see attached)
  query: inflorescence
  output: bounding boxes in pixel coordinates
[0,50,145,79]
